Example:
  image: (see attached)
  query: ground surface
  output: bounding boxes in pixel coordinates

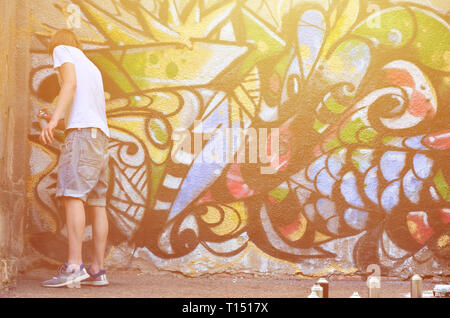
[0,267,442,298]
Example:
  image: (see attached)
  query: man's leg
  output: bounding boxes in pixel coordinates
[87,205,109,273]
[41,196,89,287]
[64,197,86,267]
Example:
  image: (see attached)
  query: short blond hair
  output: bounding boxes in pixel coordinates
[48,29,82,55]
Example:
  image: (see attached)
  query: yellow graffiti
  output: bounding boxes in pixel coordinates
[188,241,358,278]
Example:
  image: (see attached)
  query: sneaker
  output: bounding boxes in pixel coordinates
[41,263,90,288]
[81,266,109,286]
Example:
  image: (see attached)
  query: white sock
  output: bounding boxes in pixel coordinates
[67,263,81,272]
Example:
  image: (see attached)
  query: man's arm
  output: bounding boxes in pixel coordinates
[40,62,76,144]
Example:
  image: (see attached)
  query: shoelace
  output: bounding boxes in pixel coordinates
[51,263,73,279]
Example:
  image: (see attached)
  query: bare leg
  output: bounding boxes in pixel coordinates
[87,205,109,273]
[64,197,86,266]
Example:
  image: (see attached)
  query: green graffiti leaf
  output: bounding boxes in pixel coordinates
[268,188,289,202]
[434,170,450,202]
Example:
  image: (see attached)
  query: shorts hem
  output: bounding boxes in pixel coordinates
[56,190,106,207]
[56,190,88,203]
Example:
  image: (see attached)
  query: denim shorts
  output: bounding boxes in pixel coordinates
[56,127,109,206]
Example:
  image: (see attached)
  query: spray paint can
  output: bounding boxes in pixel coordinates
[317,278,329,298]
[308,291,319,298]
[433,284,450,298]
[311,284,323,298]
[368,276,380,298]
[422,290,434,298]
[411,274,422,298]
[350,291,361,298]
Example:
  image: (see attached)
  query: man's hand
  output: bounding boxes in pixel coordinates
[38,108,65,130]
[40,119,58,144]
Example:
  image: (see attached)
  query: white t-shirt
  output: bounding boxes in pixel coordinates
[52,45,110,137]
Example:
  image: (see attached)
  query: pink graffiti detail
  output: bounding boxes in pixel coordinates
[423,129,450,150]
[386,69,415,87]
[226,164,255,199]
[385,68,435,118]
[409,90,434,117]
[196,190,215,205]
[440,208,450,224]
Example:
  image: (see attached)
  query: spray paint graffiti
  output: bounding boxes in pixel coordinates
[28,0,449,276]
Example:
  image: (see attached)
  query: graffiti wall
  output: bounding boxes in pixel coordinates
[28,0,449,278]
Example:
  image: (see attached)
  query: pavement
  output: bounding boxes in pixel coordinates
[0,267,444,298]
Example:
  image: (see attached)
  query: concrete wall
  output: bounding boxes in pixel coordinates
[27,0,449,279]
[0,0,31,289]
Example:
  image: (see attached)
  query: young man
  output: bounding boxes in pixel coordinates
[40,29,110,287]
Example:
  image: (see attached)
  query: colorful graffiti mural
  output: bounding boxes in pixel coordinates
[28,0,449,277]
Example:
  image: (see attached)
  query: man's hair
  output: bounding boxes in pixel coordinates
[48,29,82,56]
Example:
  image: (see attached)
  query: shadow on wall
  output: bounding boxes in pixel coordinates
[27,0,449,277]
